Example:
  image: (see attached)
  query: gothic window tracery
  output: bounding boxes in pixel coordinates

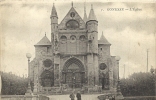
[43,59,53,68]
[99,63,107,70]
[67,63,80,72]
[66,20,79,29]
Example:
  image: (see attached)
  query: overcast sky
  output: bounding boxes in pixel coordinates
[1,0,156,78]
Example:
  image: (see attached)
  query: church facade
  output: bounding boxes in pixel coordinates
[29,3,119,94]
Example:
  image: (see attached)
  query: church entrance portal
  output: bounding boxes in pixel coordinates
[62,58,85,88]
[40,70,54,87]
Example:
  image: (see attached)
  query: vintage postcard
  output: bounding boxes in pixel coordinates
[0,0,156,100]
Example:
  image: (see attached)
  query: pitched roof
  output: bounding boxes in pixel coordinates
[88,4,97,21]
[98,32,111,45]
[35,35,51,46]
[59,6,86,29]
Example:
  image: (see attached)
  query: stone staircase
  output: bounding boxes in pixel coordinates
[38,86,116,95]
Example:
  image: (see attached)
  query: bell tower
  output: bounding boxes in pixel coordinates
[50,3,60,86]
[50,3,58,55]
[86,4,99,86]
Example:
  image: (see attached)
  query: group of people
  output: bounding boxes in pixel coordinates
[69,91,115,100]
[69,91,81,100]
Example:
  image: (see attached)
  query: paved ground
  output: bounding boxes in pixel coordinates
[48,94,101,100]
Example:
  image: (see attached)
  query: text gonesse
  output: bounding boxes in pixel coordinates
[107,8,124,11]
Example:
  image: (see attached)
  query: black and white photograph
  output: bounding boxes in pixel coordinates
[0,0,156,100]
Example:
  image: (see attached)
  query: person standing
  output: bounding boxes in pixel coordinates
[105,95,109,100]
[69,91,75,100]
[109,96,112,100]
[76,91,81,100]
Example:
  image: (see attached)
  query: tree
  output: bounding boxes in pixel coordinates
[120,72,155,96]
[1,71,28,95]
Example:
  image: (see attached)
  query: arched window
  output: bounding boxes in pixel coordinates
[66,20,79,29]
[40,70,54,87]
[60,35,67,43]
[79,35,86,41]
[70,35,76,43]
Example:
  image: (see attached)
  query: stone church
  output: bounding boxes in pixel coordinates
[29,3,120,94]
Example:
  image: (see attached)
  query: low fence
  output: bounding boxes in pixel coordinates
[124,96,156,100]
[1,95,49,100]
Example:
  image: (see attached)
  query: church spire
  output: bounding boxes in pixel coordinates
[51,3,58,18]
[83,2,87,23]
[71,1,73,7]
[88,4,97,21]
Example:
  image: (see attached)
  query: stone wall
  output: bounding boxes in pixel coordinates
[59,32,87,54]
[35,46,52,59]
[1,95,50,100]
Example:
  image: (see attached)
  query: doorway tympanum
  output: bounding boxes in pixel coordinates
[62,58,85,88]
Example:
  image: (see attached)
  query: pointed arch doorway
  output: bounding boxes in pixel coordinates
[62,58,85,88]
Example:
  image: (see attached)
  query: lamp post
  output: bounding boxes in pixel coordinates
[115,56,124,100]
[25,53,32,95]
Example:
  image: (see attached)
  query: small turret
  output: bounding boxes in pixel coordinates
[34,35,51,58]
[86,4,98,33]
[98,32,111,56]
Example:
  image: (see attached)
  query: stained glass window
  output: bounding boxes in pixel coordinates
[66,20,79,29]
[99,63,107,70]
[43,59,52,68]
